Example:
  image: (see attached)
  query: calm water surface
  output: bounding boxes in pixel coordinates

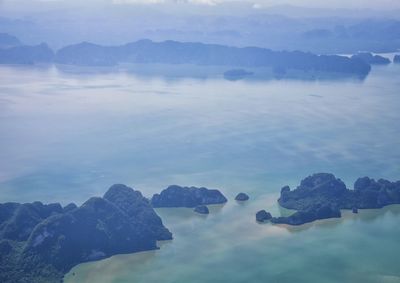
[0,64,399,282]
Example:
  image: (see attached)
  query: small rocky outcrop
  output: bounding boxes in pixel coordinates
[393,55,400,63]
[194,205,209,214]
[235,193,249,201]
[0,184,172,283]
[256,210,272,222]
[352,207,358,214]
[151,185,227,208]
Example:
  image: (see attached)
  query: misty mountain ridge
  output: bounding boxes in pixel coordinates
[0,36,373,79]
[1,4,400,53]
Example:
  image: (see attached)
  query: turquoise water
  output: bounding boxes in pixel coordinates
[0,64,400,282]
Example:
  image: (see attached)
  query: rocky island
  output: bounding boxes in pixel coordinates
[271,173,400,225]
[0,33,372,78]
[256,210,272,222]
[235,193,250,201]
[151,185,227,208]
[0,184,171,283]
[2,175,399,281]
[351,52,391,65]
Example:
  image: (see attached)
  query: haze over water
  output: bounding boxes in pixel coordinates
[0,63,400,282]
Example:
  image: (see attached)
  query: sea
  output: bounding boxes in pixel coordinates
[0,60,399,283]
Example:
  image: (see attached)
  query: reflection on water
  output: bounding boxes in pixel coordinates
[1,64,399,205]
[56,63,370,82]
[0,63,400,283]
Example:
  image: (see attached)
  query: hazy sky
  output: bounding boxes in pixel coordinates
[113,0,400,9]
[1,0,400,10]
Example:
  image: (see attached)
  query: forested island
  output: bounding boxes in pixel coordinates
[0,33,373,78]
[0,184,229,283]
[0,184,172,283]
[271,173,400,225]
[1,175,400,282]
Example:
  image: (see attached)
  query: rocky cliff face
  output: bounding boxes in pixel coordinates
[0,184,172,283]
[151,185,227,208]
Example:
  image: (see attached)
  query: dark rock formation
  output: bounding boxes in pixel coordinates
[235,193,249,201]
[104,184,172,240]
[63,203,77,212]
[275,173,400,225]
[394,55,400,63]
[278,173,348,211]
[271,204,341,225]
[256,210,272,222]
[151,185,227,208]
[352,207,358,214]
[0,201,63,242]
[0,184,171,283]
[351,52,391,65]
[351,177,400,208]
[194,205,209,214]
[281,185,290,194]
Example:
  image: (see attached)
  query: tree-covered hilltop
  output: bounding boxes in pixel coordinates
[0,184,172,283]
[271,173,400,225]
[151,185,227,208]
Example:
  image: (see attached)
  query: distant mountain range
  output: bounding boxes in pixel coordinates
[2,6,400,53]
[0,33,375,77]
